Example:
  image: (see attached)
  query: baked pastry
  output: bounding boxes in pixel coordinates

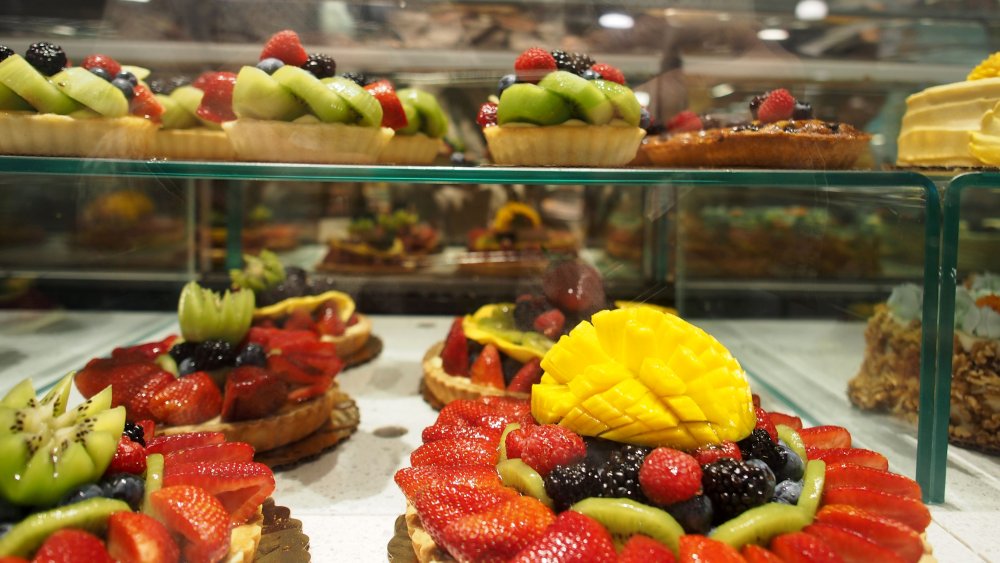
[318,210,441,273]
[378,86,449,164]
[223,30,393,164]
[398,307,935,562]
[477,48,645,166]
[149,73,237,161]
[72,189,185,256]
[850,274,1000,453]
[458,201,579,276]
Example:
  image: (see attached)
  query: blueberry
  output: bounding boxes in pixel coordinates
[497,74,517,97]
[178,356,198,376]
[88,67,112,82]
[0,45,13,63]
[102,473,145,511]
[256,57,285,75]
[111,77,135,100]
[0,497,25,523]
[772,444,804,483]
[773,479,803,505]
[792,101,813,120]
[115,70,138,87]
[450,152,469,166]
[581,69,599,80]
[234,343,267,368]
[59,483,106,506]
[123,421,146,446]
[665,494,713,534]
[639,107,651,130]
[745,458,776,501]
[193,340,234,371]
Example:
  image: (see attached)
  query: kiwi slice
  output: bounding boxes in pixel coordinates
[709,503,811,549]
[0,82,32,111]
[156,94,199,130]
[51,67,129,117]
[497,459,553,508]
[0,497,130,558]
[776,425,808,463]
[592,79,641,127]
[497,423,522,463]
[169,85,203,115]
[537,70,614,125]
[323,76,383,127]
[120,65,150,81]
[271,65,353,124]
[142,453,165,515]
[496,84,572,126]
[232,66,306,122]
[797,460,826,518]
[230,249,286,292]
[569,497,683,554]
[397,88,448,138]
[397,100,422,135]
[0,54,81,115]
[177,281,255,345]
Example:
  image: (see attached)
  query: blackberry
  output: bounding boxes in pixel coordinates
[601,444,650,502]
[122,421,146,446]
[513,294,548,332]
[738,429,783,474]
[792,101,813,120]
[25,42,66,76]
[169,341,198,364]
[148,76,190,95]
[543,460,604,511]
[340,72,370,87]
[234,343,267,368]
[744,459,776,500]
[302,53,336,79]
[102,473,145,511]
[550,50,595,76]
[702,458,774,523]
[665,494,713,534]
[749,94,765,119]
[193,339,235,371]
[256,57,285,75]
[0,45,15,63]
[0,497,25,523]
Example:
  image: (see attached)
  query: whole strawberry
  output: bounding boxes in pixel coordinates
[590,63,625,85]
[692,441,742,465]
[756,88,796,123]
[514,47,557,83]
[638,447,702,505]
[260,30,309,66]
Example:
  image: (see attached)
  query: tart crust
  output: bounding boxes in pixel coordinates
[378,132,443,164]
[483,124,645,167]
[222,119,394,164]
[148,128,236,161]
[0,112,155,158]
[422,342,528,406]
[227,507,264,562]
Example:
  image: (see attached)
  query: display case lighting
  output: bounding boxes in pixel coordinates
[599,12,634,30]
[758,28,790,41]
[795,0,829,21]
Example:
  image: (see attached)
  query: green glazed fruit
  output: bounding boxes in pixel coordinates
[0,55,80,115]
[537,70,614,125]
[273,65,352,123]
[397,88,448,138]
[51,67,129,117]
[709,502,811,549]
[570,497,683,554]
[324,76,383,127]
[0,497,130,557]
[496,84,572,126]
[592,79,641,127]
[177,281,255,345]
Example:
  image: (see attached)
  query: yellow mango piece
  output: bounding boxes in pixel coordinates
[668,347,706,382]
[638,357,685,397]
[684,421,722,445]
[665,396,707,422]
[562,407,610,436]
[580,394,630,429]
[622,322,658,374]
[531,386,576,424]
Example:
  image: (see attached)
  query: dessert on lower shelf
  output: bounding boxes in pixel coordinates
[477,48,645,167]
[0,376,280,562]
[641,89,871,169]
[850,274,1000,453]
[318,210,441,273]
[73,189,186,259]
[457,201,579,276]
[399,307,934,562]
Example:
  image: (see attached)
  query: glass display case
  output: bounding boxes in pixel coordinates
[2,1,999,561]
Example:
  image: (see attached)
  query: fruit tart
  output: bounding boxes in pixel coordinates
[476,48,645,167]
[74,281,353,455]
[0,376,281,563]
[0,42,160,158]
[148,71,238,161]
[641,89,871,169]
[398,307,935,562]
[318,210,441,273]
[223,30,393,164]
[375,83,450,165]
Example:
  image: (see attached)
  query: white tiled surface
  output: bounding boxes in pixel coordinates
[0,313,995,561]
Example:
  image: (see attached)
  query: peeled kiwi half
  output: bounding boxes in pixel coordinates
[569,497,683,554]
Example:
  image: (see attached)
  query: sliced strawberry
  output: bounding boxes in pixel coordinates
[510,510,616,562]
[148,372,223,426]
[619,534,677,563]
[163,461,275,524]
[106,434,147,475]
[823,464,922,500]
[413,483,519,545]
[678,534,745,562]
[692,441,742,465]
[469,344,504,390]
[741,544,785,563]
[476,102,498,128]
[107,510,181,563]
[146,432,226,456]
[364,80,408,130]
[110,335,178,361]
[393,465,502,502]
[266,354,325,386]
[75,357,163,403]
[149,485,230,563]
[666,110,702,133]
[590,62,625,85]
[285,374,333,402]
[437,398,534,430]
[807,448,888,471]
[260,30,308,66]
[479,396,532,419]
[131,84,164,123]
[283,308,317,332]
[314,300,346,337]
[32,529,113,563]
[81,53,121,77]
[771,532,844,563]
[194,71,237,124]
[440,317,469,376]
[816,505,923,563]
[506,358,543,393]
[798,426,851,449]
[163,442,256,468]
[768,411,803,430]
[804,523,905,563]
[421,423,502,444]
[437,495,555,563]
[410,437,497,468]
[221,366,288,422]
[755,407,779,442]
[821,488,930,532]
[532,309,565,340]
[513,47,557,82]
[519,424,586,477]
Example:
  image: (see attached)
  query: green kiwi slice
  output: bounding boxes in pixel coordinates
[569,497,683,555]
[120,65,150,81]
[591,79,641,127]
[397,88,448,138]
[50,67,128,117]
[0,82,32,111]
[776,425,808,463]
[271,66,353,124]
[496,459,553,508]
[177,281,254,345]
[0,497,130,558]
[496,84,572,126]
[323,76,383,127]
[537,70,614,125]
[142,453,165,515]
[231,66,306,122]
[709,503,811,549]
[156,94,199,129]
[797,460,826,518]
[397,100,421,135]
[0,54,81,115]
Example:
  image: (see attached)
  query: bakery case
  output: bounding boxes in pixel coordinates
[1,1,999,561]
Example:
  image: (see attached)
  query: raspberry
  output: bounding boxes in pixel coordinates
[81,54,121,78]
[756,88,796,123]
[520,424,586,477]
[754,407,778,442]
[302,53,336,79]
[638,447,702,506]
[702,458,774,523]
[477,101,498,128]
[590,63,625,85]
[692,441,742,465]
[666,110,702,133]
[260,30,309,67]
[514,47,557,82]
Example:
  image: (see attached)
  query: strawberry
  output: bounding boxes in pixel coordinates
[804,523,906,563]
[221,366,288,422]
[76,357,166,404]
[80,53,121,77]
[639,447,702,505]
[137,419,156,444]
[752,394,761,408]
[768,412,803,430]
[771,532,844,563]
[148,372,223,426]
[130,84,164,123]
[0,557,28,563]
[590,63,625,85]
[666,110,702,133]
[514,47,557,82]
[806,448,888,471]
[823,465,921,500]
[816,505,923,563]
[692,441,742,465]
[519,424,587,477]
[163,442,256,467]
[476,102,498,128]
[798,426,851,449]
[147,432,226,456]
[756,88,796,123]
[32,529,113,563]
[123,372,176,422]
[314,300,346,337]
[755,407,779,442]
[678,534,745,562]
[469,344,505,390]
[107,511,181,563]
[106,434,147,475]
[111,335,178,361]
[283,308,316,332]
[507,358,543,393]
[260,30,309,66]
[394,466,502,502]
[421,423,501,444]
[510,510,616,562]
[533,309,565,340]
[504,426,528,460]
[410,437,497,467]
[438,495,555,562]
[413,483,519,545]
[437,399,496,427]
[163,461,275,524]
[194,71,237,124]
[821,487,931,532]
[741,544,785,563]
[149,485,230,563]
[479,396,532,418]
[364,80,409,130]
[619,534,677,563]
[440,317,469,376]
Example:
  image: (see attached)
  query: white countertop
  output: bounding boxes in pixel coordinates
[0,312,995,562]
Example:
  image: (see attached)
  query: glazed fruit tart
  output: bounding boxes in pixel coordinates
[318,210,441,273]
[399,307,935,562]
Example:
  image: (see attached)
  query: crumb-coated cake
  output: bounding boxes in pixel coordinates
[850,274,1000,452]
